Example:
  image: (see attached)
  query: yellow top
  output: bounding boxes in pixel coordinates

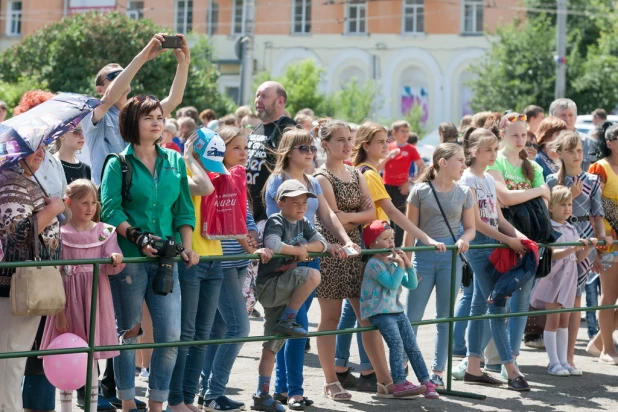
[357,163,390,222]
[187,168,223,256]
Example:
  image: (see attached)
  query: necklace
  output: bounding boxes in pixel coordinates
[69,221,94,233]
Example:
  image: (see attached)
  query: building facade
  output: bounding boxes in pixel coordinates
[0,0,521,126]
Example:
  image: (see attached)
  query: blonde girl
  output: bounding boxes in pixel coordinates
[486,111,550,372]
[404,143,475,387]
[263,127,360,405]
[40,179,124,412]
[546,130,610,372]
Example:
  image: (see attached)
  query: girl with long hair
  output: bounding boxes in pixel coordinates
[404,143,476,388]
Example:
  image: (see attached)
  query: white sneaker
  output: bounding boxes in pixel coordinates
[139,368,149,382]
[586,340,602,357]
[562,364,583,376]
[547,363,570,376]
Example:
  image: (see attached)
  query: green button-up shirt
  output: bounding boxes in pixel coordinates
[100,144,195,257]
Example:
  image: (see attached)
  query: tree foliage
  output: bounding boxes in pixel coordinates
[327,78,375,124]
[0,12,234,115]
[403,104,428,138]
[469,0,616,114]
[0,77,49,117]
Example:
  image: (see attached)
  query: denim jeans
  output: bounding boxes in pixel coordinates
[108,262,181,402]
[168,261,224,405]
[406,237,462,372]
[199,266,251,399]
[334,299,372,371]
[453,282,474,355]
[369,312,430,385]
[274,259,318,398]
[507,265,534,357]
[466,234,513,364]
[585,276,600,338]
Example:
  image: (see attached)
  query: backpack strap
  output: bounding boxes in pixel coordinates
[358,165,372,175]
[100,153,133,203]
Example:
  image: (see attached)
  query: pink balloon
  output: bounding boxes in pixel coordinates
[42,333,89,391]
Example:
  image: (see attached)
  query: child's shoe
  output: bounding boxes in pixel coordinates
[272,319,307,337]
[251,393,285,412]
[392,380,426,398]
[423,381,440,399]
[452,358,468,380]
[561,364,583,376]
[547,363,570,376]
[429,374,444,388]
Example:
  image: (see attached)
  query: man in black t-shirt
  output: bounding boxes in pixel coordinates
[247,81,297,222]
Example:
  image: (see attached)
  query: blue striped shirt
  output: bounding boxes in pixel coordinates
[221,201,259,269]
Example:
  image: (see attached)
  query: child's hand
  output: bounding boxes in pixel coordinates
[110,253,123,267]
[455,238,469,254]
[246,232,259,249]
[255,248,273,263]
[602,234,613,250]
[587,238,598,249]
[570,177,584,199]
[326,244,347,259]
[295,246,309,262]
[506,237,527,254]
[394,249,412,267]
[55,311,69,334]
[427,237,446,252]
[387,249,405,267]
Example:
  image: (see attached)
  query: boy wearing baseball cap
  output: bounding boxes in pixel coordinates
[253,179,328,412]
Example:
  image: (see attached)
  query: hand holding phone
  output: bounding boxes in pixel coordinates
[343,246,359,257]
[161,35,183,49]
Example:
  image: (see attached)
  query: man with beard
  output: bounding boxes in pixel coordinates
[247,81,297,222]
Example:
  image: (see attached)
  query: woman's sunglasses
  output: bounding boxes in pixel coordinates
[105,70,122,82]
[134,94,160,103]
[293,145,317,154]
[71,128,83,136]
[525,141,539,150]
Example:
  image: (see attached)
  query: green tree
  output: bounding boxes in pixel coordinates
[328,78,375,124]
[403,103,428,138]
[469,0,614,114]
[0,77,49,117]
[0,12,234,115]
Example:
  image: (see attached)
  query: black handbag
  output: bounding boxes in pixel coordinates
[427,182,474,287]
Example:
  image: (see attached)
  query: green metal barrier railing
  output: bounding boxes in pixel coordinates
[2,241,618,409]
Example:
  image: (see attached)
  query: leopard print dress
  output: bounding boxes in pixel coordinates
[314,165,365,299]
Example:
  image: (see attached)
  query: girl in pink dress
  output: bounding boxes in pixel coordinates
[41,179,124,412]
[530,185,596,377]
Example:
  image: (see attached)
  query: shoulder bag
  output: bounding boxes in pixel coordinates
[10,215,66,316]
[427,181,474,287]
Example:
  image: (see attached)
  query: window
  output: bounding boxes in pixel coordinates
[207,2,219,35]
[292,0,311,34]
[7,1,22,36]
[463,0,483,34]
[175,0,193,34]
[126,1,144,20]
[402,0,423,34]
[345,0,367,35]
[232,0,246,36]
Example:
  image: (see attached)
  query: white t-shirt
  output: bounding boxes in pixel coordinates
[34,150,68,198]
[459,170,499,229]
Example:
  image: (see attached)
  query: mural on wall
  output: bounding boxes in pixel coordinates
[401,86,429,123]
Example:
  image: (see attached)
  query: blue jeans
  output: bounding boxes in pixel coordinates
[585,276,601,338]
[369,312,429,385]
[334,299,372,371]
[466,234,513,363]
[108,262,181,402]
[507,265,534,357]
[406,237,462,372]
[199,266,251,399]
[168,261,223,405]
[274,259,318,398]
[453,282,474,355]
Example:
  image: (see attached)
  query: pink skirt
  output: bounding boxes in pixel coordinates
[41,269,119,359]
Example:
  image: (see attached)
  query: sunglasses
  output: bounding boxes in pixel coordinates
[294,145,317,154]
[71,128,83,136]
[134,94,159,103]
[105,70,122,82]
[525,141,539,150]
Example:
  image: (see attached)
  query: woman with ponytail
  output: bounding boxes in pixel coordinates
[486,111,550,374]
[404,143,476,388]
[545,130,610,372]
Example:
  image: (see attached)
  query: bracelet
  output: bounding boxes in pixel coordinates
[126,227,143,244]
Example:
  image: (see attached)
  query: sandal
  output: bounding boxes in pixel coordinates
[323,381,352,401]
[287,397,306,411]
[273,393,314,406]
[376,382,394,398]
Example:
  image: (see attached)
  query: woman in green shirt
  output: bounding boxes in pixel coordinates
[100,95,200,412]
[486,112,550,378]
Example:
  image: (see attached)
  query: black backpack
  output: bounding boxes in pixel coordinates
[99,153,133,203]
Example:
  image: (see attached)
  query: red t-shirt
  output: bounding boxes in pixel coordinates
[383,142,420,186]
[161,142,182,153]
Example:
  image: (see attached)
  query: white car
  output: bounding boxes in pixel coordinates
[575,114,618,135]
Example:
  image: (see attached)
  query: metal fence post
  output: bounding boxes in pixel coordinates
[84,263,100,412]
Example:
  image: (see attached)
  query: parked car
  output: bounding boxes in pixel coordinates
[575,114,618,135]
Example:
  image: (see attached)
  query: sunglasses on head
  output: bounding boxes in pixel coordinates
[105,70,122,82]
[294,145,317,154]
[134,94,159,103]
[525,141,539,150]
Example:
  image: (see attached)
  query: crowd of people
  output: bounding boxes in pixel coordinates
[1,32,618,412]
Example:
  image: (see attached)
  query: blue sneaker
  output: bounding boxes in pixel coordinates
[272,319,308,337]
[204,395,242,412]
[429,374,444,388]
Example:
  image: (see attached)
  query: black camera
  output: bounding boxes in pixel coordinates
[149,236,184,296]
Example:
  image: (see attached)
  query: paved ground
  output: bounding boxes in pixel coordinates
[58,290,618,412]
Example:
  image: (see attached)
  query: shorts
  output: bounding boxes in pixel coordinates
[257,266,311,353]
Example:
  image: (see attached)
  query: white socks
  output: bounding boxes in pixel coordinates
[544,330,560,366]
[59,390,72,412]
[557,327,569,367]
[59,360,99,412]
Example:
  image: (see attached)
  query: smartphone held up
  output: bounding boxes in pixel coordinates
[161,35,183,49]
